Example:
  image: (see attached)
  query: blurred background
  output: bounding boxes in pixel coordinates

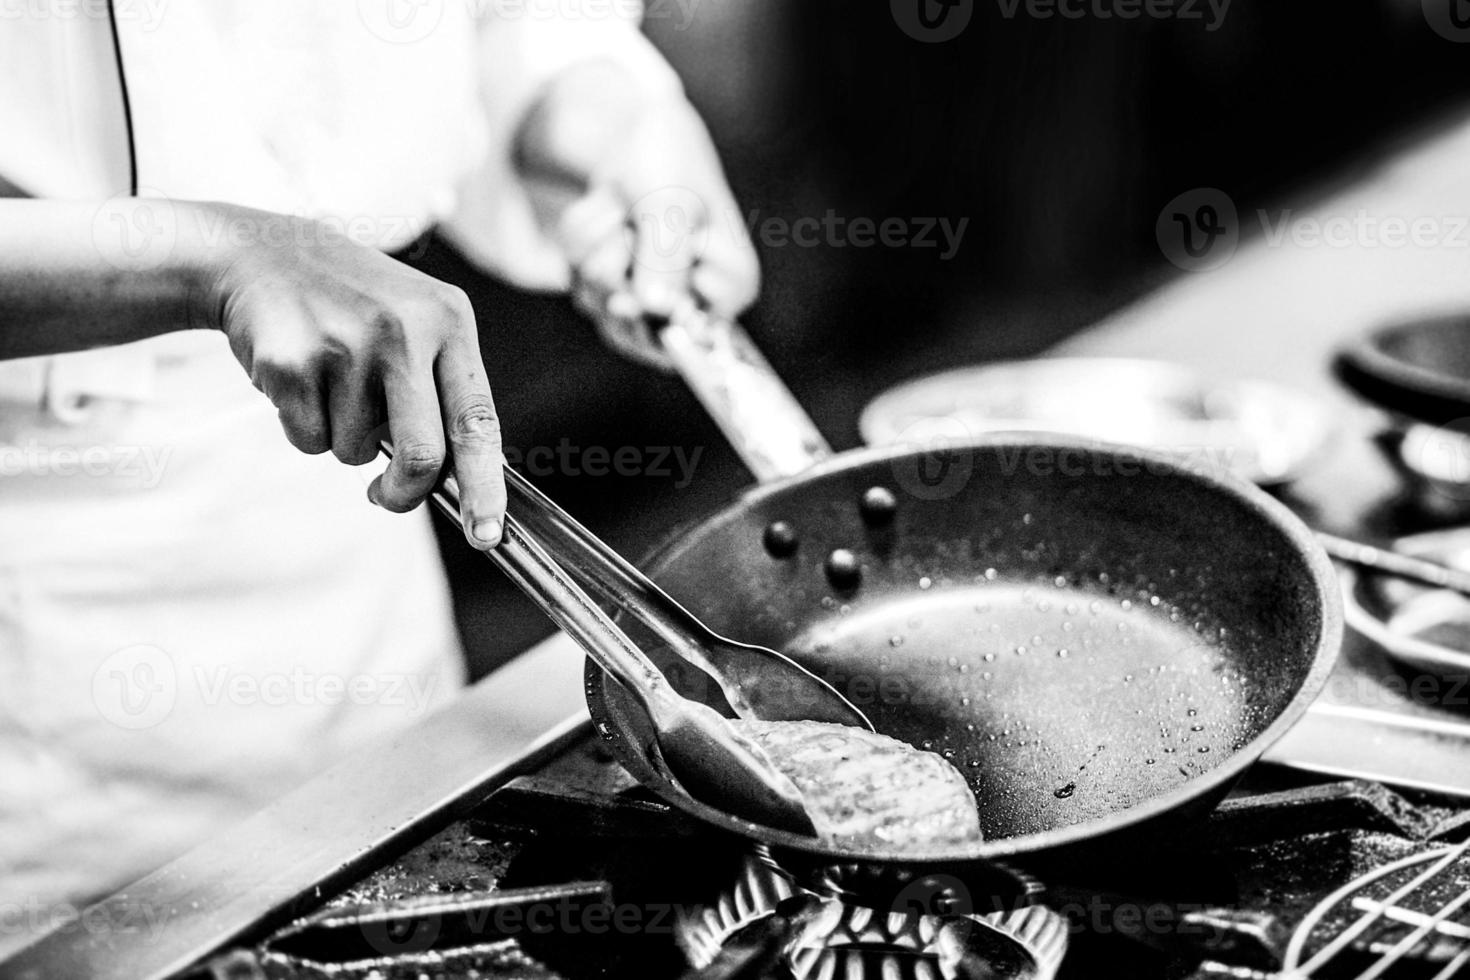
[404,0,1470,676]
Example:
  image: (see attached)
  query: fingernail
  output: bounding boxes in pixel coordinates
[471,518,503,548]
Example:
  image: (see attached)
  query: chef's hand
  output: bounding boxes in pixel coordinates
[204,204,506,550]
[517,62,761,368]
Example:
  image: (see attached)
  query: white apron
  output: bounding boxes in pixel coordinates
[0,0,680,956]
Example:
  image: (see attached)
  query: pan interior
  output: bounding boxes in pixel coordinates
[783,580,1258,839]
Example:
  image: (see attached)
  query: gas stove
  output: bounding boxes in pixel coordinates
[176,733,1470,980]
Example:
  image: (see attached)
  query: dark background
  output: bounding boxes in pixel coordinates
[402,0,1470,677]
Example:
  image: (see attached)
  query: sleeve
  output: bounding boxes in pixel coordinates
[439,2,685,292]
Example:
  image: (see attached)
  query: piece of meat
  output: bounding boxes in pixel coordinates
[733,720,983,849]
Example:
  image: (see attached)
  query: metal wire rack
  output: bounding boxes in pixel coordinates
[1282,838,1470,978]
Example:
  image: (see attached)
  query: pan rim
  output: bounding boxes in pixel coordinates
[585,433,1344,864]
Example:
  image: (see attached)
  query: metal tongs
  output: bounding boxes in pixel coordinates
[500,465,871,731]
[383,447,863,836]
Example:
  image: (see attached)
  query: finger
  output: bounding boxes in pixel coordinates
[253,350,331,455]
[435,342,506,551]
[691,208,761,319]
[594,292,674,371]
[556,186,630,266]
[230,302,335,454]
[327,360,384,466]
[369,367,446,515]
[628,186,710,320]
[573,226,635,313]
[276,383,332,455]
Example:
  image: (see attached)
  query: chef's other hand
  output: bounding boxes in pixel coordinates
[204,204,506,550]
[517,63,761,369]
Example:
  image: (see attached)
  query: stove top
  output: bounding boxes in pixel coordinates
[179,736,1470,980]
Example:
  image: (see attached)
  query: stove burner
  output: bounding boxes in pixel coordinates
[771,849,1044,917]
[676,854,1067,980]
[182,736,1470,980]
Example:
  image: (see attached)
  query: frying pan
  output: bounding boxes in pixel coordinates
[584,316,1342,873]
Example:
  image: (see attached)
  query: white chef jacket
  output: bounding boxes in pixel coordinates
[0,0,681,955]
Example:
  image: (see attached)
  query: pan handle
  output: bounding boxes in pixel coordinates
[659,307,833,481]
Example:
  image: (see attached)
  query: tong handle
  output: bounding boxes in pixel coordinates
[383,444,673,712]
[488,514,671,703]
[502,467,727,682]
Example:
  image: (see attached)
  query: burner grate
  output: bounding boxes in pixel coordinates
[1283,837,1470,978]
[676,854,1068,980]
